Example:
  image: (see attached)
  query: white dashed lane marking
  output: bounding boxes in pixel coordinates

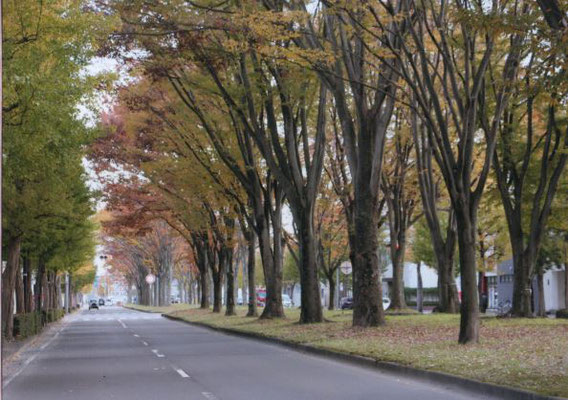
[175,368,190,378]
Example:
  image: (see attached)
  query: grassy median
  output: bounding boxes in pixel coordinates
[124,303,196,314]
[158,306,568,397]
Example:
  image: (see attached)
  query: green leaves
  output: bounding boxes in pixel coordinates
[3,0,111,275]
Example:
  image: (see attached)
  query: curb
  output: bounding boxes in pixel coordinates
[162,313,565,400]
[122,305,160,314]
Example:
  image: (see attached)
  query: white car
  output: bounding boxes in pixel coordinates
[282,294,293,308]
[382,297,391,310]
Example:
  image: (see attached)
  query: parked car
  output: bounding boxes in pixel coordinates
[256,290,266,307]
[106,298,113,305]
[340,297,353,310]
[282,294,293,308]
[170,296,180,304]
[382,297,391,310]
[98,298,105,306]
[89,300,99,310]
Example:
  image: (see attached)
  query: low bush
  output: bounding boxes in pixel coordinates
[43,309,65,323]
[405,301,439,307]
[556,309,568,319]
[13,312,42,339]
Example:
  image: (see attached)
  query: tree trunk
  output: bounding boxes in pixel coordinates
[212,267,223,313]
[225,248,236,316]
[328,273,336,311]
[352,186,384,327]
[2,237,22,339]
[537,268,546,317]
[15,261,25,314]
[154,279,159,307]
[56,275,62,309]
[210,247,224,313]
[245,230,258,317]
[127,281,133,304]
[512,249,534,317]
[159,272,167,306]
[565,242,568,309]
[258,191,285,319]
[141,281,149,305]
[295,207,323,323]
[390,247,407,310]
[35,259,45,312]
[456,212,480,344]
[197,243,210,309]
[417,261,423,313]
[241,246,248,308]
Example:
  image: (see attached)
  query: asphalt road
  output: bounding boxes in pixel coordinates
[3,306,495,400]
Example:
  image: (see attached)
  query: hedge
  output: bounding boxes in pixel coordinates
[13,312,42,339]
[12,309,66,340]
[556,309,568,319]
[405,301,439,307]
[44,309,65,323]
[403,287,439,297]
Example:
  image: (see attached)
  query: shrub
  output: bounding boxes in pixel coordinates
[556,309,568,319]
[13,312,41,339]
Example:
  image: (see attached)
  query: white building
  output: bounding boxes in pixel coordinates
[382,262,439,289]
[542,265,566,311]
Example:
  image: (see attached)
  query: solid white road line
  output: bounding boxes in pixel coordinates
[133,334,139,337]
[142,341,148,346]
[202,392,218,400]
[118,319,127,328]
[175,368,190,378]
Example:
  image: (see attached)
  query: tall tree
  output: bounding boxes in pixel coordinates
[382,115,420,310]
[491,9,568,317]
[3,0,109,338]
[387,0,529,343]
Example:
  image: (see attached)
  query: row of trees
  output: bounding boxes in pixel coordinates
[1,0,110,339]
[93,0,568,343]
[101,216,197,307]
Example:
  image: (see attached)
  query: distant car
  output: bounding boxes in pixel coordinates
[282,294,293,308]
[89,300,99,310]
[98,299,105,306]
[340,297,353,310]
[170,296,180,304]
[382,297,391,310]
